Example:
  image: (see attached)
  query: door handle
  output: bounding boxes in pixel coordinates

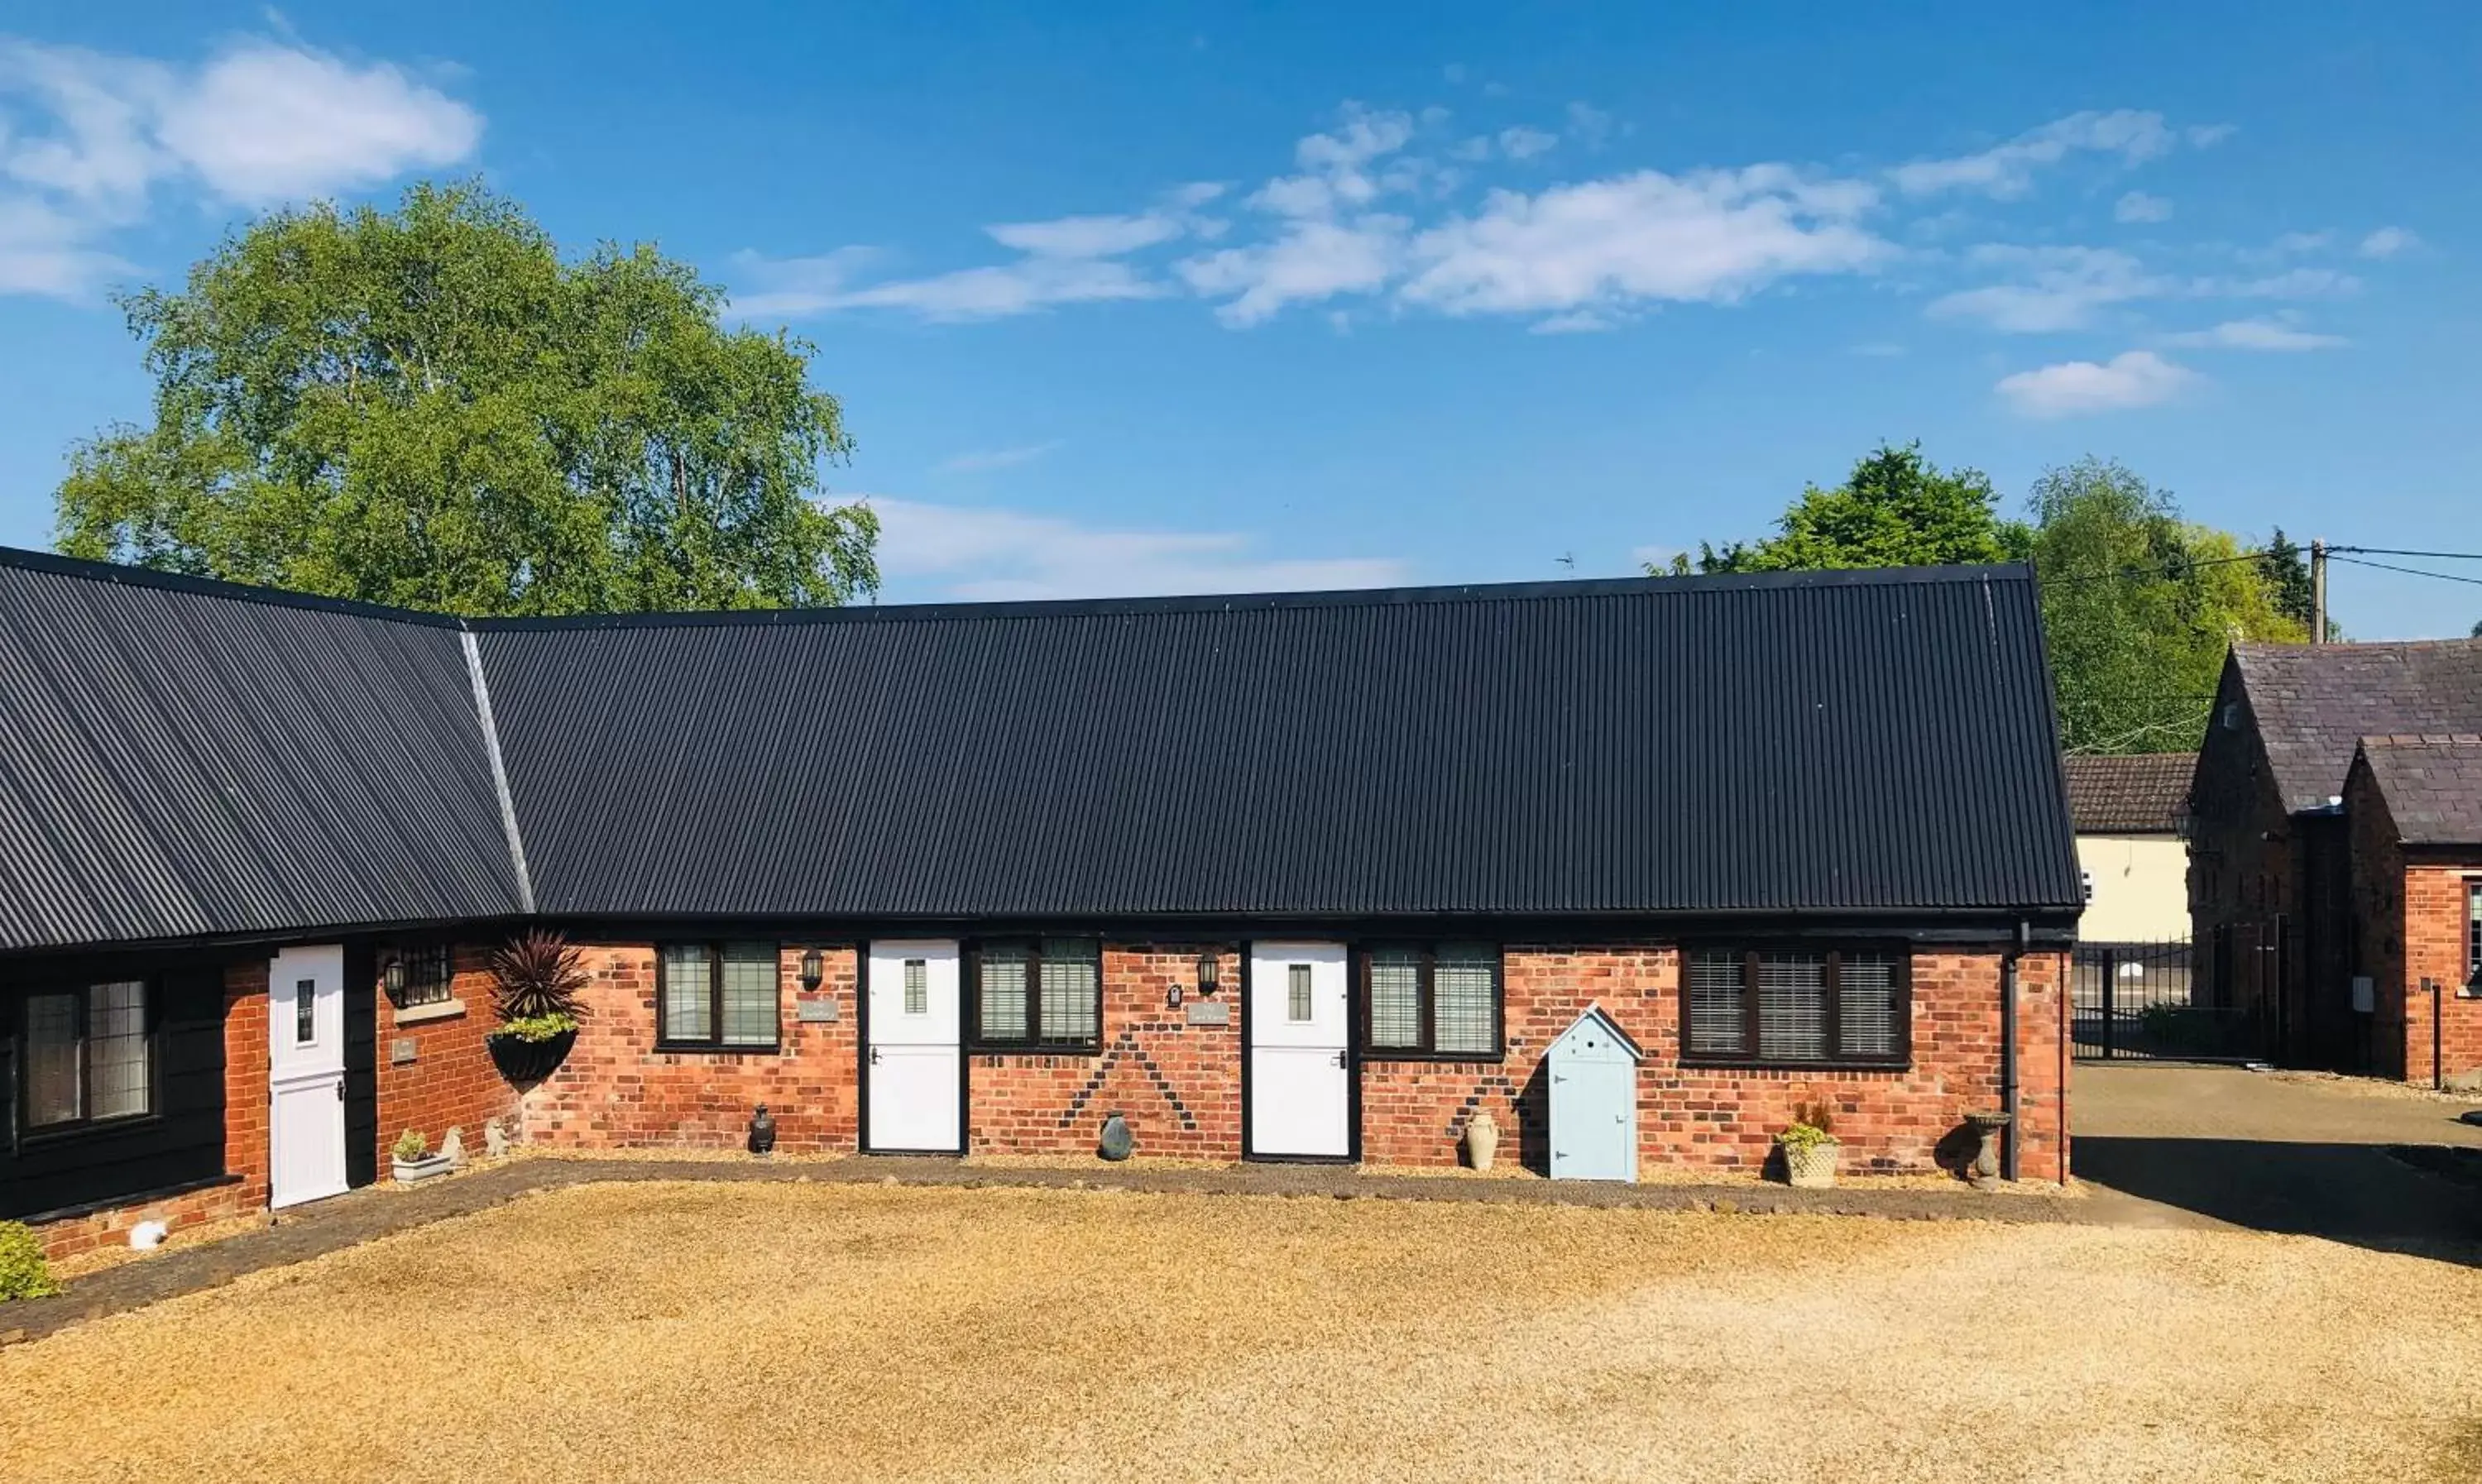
[1331,1051,1348,1068]
[870,1047,882,1065]
[334,1078,344,1102]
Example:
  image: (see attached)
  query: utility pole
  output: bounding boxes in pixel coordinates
[2310,538,2327,644]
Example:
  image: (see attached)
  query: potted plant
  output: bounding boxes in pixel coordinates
[1775,1101,1841,1190]
[485,930,589,1084]
[0,1220,60,1302]
[391,1128,454,1184]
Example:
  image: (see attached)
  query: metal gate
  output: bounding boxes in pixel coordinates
[2072,939,2269,1062]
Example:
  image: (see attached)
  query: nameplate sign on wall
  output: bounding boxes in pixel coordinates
[1185,1000,1229,1027]
[796,995,841,1023]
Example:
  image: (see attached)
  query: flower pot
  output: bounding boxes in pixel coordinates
[392,1151,455,1185]
[1464,1111,1500,1172]
[486,1027,577,1084]
[1780,1140,1840,1190]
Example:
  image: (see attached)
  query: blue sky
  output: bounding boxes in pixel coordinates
[2,2,2479,634]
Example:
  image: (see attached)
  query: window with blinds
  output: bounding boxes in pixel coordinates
[972,938,1102,1051]
[22,979,152,1129]
[1362,945,1500,1057]
[657,943,780,1050]
[2468,883,2481,989]
[1679,947,1909,1067]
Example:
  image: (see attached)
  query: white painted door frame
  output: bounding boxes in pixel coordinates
[268,944,349,1209]
[864,940,963,1154]
[1246,941,1354,1160]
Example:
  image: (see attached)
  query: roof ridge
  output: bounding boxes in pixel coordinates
[0,543,2034,631]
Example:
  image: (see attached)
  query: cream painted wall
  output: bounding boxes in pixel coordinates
[2076,834,2191,942]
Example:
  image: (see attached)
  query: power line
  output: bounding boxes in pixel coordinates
[2330,545,2482,562]
[2327,553,2482,589]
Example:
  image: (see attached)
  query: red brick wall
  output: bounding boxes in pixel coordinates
[374,946,516,1173]
[970,946,1240,1158]
[525,942,860,1152]
[1358,946,2068,1182]
[2403,866,2482,1085]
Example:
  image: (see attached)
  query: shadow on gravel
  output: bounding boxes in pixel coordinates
[2075,1135,2482,1265]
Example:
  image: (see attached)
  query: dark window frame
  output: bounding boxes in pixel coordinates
[2466,881,2480,991]
[654,941,783,1054]
[17,977,161,1139]
[1356,944,1505,1061]
[1677,944,1913,1070]
[966,938,1104,1055]
[392,944,455,1008]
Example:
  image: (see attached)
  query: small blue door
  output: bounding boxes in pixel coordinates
[1549,1010,1640,1182]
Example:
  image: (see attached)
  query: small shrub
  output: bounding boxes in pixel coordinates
[494,1011,579,1043]
[487,931,591,1026]
[392,1128,429,1162]
[0,1221,60,1302]
[1777,1099,1840,1152]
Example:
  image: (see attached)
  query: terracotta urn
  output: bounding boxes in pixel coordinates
[1464,1111,1501,1172]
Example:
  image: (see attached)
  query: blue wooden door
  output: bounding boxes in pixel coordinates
[1550,1036,1637,1182]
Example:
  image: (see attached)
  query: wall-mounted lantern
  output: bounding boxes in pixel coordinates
[798,947,825,993]
[1196,950,1220,997]
[382,955,408,1003]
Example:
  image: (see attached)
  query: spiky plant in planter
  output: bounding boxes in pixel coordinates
[1775,1099,1842,1190]
[486,931,590,1084]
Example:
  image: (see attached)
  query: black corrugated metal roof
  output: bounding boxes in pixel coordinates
[0,551,526,951]
[0,548,2082,951]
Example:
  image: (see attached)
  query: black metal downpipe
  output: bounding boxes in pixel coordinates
[2000,919,2027,1182]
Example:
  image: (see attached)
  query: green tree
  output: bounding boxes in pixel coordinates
[1655,443,2027,575]
[2256,528,2316,630]
[56,181,876,615]
[2026,458,2304,753]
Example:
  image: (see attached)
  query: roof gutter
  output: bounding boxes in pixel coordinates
[461,629,535,915]
[2001,917,2026,1182]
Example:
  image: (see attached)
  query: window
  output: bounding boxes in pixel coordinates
[22,979,152,1130]
[971,939,1101,1051]
[393,945,453,1008]
[1287,964,1314,1022]
[2467,882,2480,990]
[1682,948,1909,1067]
[1362,945,1500,1058]
[656,943,780,1050]
[903,960,928,1017]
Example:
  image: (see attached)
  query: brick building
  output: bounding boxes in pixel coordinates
[2188,638,2482,1075]
[2,550,2082,1256]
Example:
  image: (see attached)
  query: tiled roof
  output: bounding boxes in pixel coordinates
[2231,639,2482,814]
[2061,753,2195,834]
[2358,735,2482,846]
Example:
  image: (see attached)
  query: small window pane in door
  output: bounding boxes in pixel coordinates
[1286,964,1313,1022]
[903,960,928,1016]
[87,981,151,1118]
[294,979,318,1045]
[26,992,81,1127]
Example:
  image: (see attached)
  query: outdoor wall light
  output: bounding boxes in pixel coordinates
[798,947,825,993]
[382,955,408,1003]
[1196,950,1220,997]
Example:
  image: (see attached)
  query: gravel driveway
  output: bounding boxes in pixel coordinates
[5,1180,2478,1483]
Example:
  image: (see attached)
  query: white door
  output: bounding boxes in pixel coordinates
[1248,942,1352,1159]
[268,945,348,1209]
[865,941,961,1154]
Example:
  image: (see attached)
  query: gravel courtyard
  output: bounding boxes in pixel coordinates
[4,1181,2478,1484]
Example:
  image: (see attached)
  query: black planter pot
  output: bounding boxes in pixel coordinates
[487,1027,577,1084]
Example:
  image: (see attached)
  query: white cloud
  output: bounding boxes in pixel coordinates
[1565,102,1617,147]
[988,212,1186,258]
[0,36,478,298]
[1930,246,2163,332]
[2218,266,2360,299]
[2161,318,2345,352]
[865,496,1410,601]
[1996,350,2199,417]
[1497,126,1558,160]
[2359,226,2419,259]
[1179,216,1406,325]
[2269,230,2331,255]
[2187,123,2237,147]
[1400,166,1885,318]
[1890,109,2175,198]
[2114,190,2172,223]
[934,441,1061,474]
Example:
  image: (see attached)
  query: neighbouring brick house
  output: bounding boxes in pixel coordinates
[2188,637,2482,1074]
[2342,736,2482,1086]
[1,549,2082,1257]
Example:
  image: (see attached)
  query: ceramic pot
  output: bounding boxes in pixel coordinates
[1464,1111,1501,1172]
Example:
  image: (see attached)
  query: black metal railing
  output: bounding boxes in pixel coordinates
[2071,939,2269,1062]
